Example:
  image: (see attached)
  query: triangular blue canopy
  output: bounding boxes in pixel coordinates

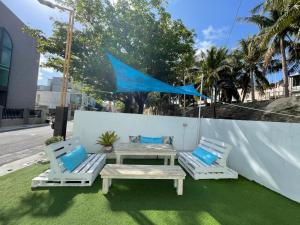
[107,53,208,98]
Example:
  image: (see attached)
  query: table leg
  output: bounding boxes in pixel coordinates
[116,155,121,164]
[102,178,109,194]
[109,179,112,187]
[177,179,183,195]
[174,179,178,188]
[170,155,175,165]
[164,157,169,165]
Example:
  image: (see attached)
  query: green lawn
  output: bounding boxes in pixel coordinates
[1,159,300,225]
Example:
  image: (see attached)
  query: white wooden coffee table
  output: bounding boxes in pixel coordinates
[114,143,177,165]
[100,164,186,195]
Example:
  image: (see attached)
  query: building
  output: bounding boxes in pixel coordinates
[239,73,300,102]
[0,1,40,108]
[36,77,97,111]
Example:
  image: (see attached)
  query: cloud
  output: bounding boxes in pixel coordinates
[195,26,228,58]
[195,40,214,59]
[38,71,44,81]
[38,54,62,85]
[202,26,228,40]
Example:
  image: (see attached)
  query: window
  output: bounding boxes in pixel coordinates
[293,75,300,87]
[0,27,12,88]
[0,28,12,106]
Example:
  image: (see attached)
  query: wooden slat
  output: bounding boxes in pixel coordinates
[100,164,186,179]
[179,153,225,173]
[72,154,97,173]
[79,154,103,174]
[87,154,106,174]
[114,143,176,155]
[54,147,67,158]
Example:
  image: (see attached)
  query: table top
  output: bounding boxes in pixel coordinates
[114,143,176,155]
[100,164,186,178]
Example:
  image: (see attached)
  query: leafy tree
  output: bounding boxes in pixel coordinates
[197,47,239,103]
[233,37,270,102]
[244,0,300,97]
[27,0,195,113]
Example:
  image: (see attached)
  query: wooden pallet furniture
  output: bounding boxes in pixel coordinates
[114,143,177,165]
[178,137,238,180]
[32,138,106,188]
[100,164,186,195]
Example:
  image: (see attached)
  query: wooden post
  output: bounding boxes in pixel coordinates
[170,155,175,166]
[102,178,109,194]
[177,179,183,195]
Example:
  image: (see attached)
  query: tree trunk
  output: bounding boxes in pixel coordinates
[250,69,255,102]
[124,94,134,113]
[242,90,247,103]
[280,36,289,97]
[134,93,148,114]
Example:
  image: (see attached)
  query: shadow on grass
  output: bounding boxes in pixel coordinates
[104,174,300,225]
[0,181,100,225]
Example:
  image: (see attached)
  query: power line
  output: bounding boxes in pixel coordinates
[225,0,243,47]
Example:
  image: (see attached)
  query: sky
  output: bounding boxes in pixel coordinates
[2,0,280,85]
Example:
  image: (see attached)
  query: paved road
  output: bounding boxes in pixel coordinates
[0,122,73,166]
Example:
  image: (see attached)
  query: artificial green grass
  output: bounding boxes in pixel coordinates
[0,159,300,225]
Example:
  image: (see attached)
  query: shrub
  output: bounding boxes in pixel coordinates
[96,131,119,147]
[45,136,64,146]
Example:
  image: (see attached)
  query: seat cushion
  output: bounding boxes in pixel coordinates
[192,147,218,166]
[140,136,164,144]
[61,145,88,172]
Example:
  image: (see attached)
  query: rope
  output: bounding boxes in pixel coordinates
[225,0,243,46]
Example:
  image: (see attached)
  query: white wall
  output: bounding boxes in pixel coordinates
[73,111,199,153]
[73,111,300,203]
[200,119,300,203]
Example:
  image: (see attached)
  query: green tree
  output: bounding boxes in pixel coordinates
[27,0,195,114]
[233,37,269,102]
[244,0,300,97]
[198,47,238,103]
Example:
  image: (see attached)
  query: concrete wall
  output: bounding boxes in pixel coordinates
[73,111,300,202]
[200,119,300,203]
[0,2,39,108]
[73,111,199,153]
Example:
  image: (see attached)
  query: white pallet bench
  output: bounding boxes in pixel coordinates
[178,137,238,180]
[32,139,106,188]
[100,164,186,195]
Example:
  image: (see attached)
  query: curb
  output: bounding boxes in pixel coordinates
[0,123,49,133]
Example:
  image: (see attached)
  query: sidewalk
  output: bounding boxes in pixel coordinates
[0,149,48,176]
[0,123,48,133]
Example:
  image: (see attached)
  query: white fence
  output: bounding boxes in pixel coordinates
[200,119,300,203]
[73,111,300,203]
[74,111,199,152]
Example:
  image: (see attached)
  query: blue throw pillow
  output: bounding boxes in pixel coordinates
[192,147,218,165]
[61,145,88,172]
[140,136,164,144]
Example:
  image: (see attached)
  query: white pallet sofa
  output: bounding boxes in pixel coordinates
[32,138,106,188]
[178,137,238,180]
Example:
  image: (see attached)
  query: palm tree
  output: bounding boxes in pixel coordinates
[254,0,300,44]
[232,37,269,102]
[244,1,300,97]
[198,47,232,103]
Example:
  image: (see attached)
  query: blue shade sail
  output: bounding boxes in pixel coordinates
[107,53,208,98]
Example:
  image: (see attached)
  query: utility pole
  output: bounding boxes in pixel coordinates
[38,0,75,139]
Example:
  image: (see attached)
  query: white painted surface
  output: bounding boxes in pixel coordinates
[73,111,300,202]
[73,111,199,153]
[200,118,300,203]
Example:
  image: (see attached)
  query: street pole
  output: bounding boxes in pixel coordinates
[37,0,75,139]
[183,70,186,113]
[197,74,204,144]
